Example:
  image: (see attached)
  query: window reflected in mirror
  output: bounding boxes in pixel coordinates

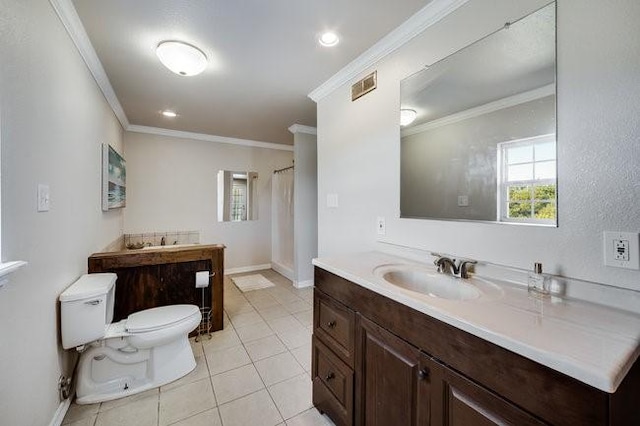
[498,135,556,224]
[217,170,258,222]
[400,2,556,226]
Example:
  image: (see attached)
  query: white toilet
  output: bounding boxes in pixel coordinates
[60,273,201,404]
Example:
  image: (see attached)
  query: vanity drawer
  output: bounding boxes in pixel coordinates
[314,290,355,366]
[312,336,353,426]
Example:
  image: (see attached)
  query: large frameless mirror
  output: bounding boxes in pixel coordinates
[400,2,556,226]
[217,170,258,222]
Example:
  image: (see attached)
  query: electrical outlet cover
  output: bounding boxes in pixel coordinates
[604,231,639,270]
[457,195,469,207]
[376,217,386,236]
[614,240,630,261]
[37,184,50,212]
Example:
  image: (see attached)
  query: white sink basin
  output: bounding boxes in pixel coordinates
[373,264,499,301]
[142,244,198,250]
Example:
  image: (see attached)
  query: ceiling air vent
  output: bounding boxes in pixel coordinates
[351,71,377,101]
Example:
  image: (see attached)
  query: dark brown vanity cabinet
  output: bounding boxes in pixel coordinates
[312,290,356,426]
[356,314,542,426]
[430,359,545,426]
[312,267,640,426]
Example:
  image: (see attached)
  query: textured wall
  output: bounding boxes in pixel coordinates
[0,0,124,424]
[317,0,640,290]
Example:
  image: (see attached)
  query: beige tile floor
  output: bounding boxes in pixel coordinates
[62,269,334,426]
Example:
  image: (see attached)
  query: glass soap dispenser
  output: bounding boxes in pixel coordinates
[528,262,550,295]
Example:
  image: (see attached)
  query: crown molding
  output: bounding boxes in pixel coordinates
[288,124,317,135]
[49,0,129,129]
[308,0,469,103]
[127,125,294,151]
[402,84,555,137]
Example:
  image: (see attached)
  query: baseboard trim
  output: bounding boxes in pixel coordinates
[49,398,71,426]
[294,279,314,289]
[226,264,272,275]
[271,262,295,281]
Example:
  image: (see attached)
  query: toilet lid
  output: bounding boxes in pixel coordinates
[126,305,200,333]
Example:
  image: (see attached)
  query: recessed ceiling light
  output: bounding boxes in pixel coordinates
[156,41,207,76]
[162,110,178,118]
[319,32,340,47]
[400,109,417,126]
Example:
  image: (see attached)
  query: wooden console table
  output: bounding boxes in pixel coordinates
[88,244,225,333]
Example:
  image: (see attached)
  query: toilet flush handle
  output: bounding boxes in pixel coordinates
[84,299,102,306]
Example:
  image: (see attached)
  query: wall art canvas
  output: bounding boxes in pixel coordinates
[102,144,126,210]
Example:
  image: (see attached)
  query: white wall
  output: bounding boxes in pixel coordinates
[293,131,318,286]
[317,0,640,291]
[124,131,293,270]
[0,0,124,424]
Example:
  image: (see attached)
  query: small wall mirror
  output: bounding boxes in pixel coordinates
[400,2,556,226]
[217,170,258,222]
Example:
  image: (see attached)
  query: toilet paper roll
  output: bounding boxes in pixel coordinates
[195,271,210,288]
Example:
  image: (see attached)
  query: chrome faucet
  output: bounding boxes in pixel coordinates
[434,256,457,275]
[160,236,166,246]
[432,253,477,279]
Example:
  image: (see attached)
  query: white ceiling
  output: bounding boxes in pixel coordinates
[401,3,555,126]
[70,0,431,145]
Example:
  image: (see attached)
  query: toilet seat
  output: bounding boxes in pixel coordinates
[60,273,201,404]
[126,305,200,333]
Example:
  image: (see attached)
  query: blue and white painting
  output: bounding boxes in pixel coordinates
[102,144,126,210]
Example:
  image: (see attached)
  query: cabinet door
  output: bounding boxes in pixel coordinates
[431,360,546,426]
[356,316,431,426]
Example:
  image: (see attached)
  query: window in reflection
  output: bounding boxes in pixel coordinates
[498,134,556,223]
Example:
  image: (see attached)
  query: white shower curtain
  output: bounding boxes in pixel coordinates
[272,169,294,279]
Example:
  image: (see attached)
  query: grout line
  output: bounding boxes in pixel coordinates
[200,336,227,426]
[251,349,287,424]
[156,387,160,426]
[165,405,216,426]
[222,270,303,423]
[202,345,219,407]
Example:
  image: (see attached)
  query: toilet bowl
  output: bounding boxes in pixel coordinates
[60,273,202,404]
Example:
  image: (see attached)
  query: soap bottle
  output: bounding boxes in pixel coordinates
[528,262,550,295]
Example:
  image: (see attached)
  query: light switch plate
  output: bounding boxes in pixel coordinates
[604,231,639,270]
[327,193,339,209]
[458,195,469,207]
[376,217,386,236]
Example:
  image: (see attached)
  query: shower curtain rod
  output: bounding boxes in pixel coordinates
[273,165,294,174]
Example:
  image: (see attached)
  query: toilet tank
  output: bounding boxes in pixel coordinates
[60,273,117,349]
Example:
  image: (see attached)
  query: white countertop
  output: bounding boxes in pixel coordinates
[312,252,640,393]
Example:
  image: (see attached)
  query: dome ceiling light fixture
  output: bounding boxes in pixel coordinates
[400,109,417,126]
[156,41,207,76]
[319,31,340,47]
[161,110,178,118]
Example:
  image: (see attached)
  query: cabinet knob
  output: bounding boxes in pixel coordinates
[418,368,429,380]
[325,372,335,381]
[326,320,337,328]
